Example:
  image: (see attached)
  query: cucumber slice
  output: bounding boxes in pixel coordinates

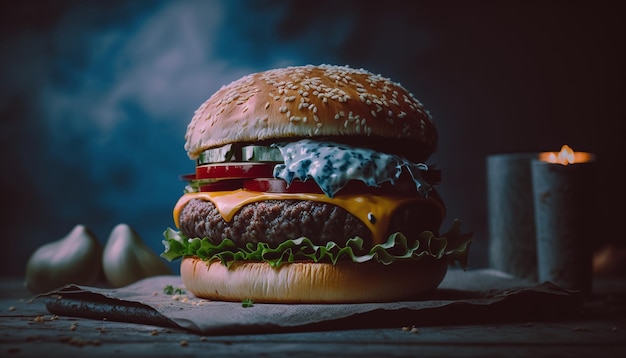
[241,145,283,162]
[197,144,236,164]
[197,144,284,163]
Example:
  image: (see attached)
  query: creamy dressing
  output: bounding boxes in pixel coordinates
[272,139,432,198]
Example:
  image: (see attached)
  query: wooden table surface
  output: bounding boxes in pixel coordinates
[1,276,625,357]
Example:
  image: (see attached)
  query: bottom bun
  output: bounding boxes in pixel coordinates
[180,257,448,303]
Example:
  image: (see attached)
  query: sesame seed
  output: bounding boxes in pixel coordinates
[370,110,377,118]
[334,113,341,120]
[264,102,270,110]
[313,115,319,122]
[279,106,288,113]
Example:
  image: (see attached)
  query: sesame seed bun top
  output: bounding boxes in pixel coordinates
[184,64,438,161]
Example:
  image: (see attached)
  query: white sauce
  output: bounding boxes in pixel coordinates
[273,139,432,198]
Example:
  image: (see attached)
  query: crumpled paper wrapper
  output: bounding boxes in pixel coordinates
[39,269,583,335]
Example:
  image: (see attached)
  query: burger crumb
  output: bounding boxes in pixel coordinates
[180,340,189,347]
[33,316,44,323]
[410,327,419,334]
[8,306,16,311]
[69,323,78,331]
[200,337,208,342]
[151,330,159,336]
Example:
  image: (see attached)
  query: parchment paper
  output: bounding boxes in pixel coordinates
[40,269,583,335]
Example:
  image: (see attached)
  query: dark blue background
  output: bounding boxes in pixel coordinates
[1,0,624,276]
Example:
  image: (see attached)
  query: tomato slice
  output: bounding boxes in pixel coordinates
[244,178,324,194]
[180,173,197,182]
[195,162,276,180]
[187,164,440,194]
[199,179,245,192]
[243,178,422,196]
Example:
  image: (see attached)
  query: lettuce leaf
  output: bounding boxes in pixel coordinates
[161,219,473,268]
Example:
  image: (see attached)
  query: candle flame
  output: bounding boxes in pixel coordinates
[540,144,593,165]
[547,145,575,165]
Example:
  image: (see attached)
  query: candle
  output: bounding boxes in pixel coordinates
[487,153,539,281]
[531,145,596,294]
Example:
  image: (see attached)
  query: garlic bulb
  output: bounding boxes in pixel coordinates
[25,225,103,293]
[102,223,172,287]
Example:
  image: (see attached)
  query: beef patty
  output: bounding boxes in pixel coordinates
[179,198,442,249]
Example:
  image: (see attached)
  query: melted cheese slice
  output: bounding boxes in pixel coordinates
[174,190,438,245]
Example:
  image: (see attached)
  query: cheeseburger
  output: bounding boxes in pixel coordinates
[162,64,472,303]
